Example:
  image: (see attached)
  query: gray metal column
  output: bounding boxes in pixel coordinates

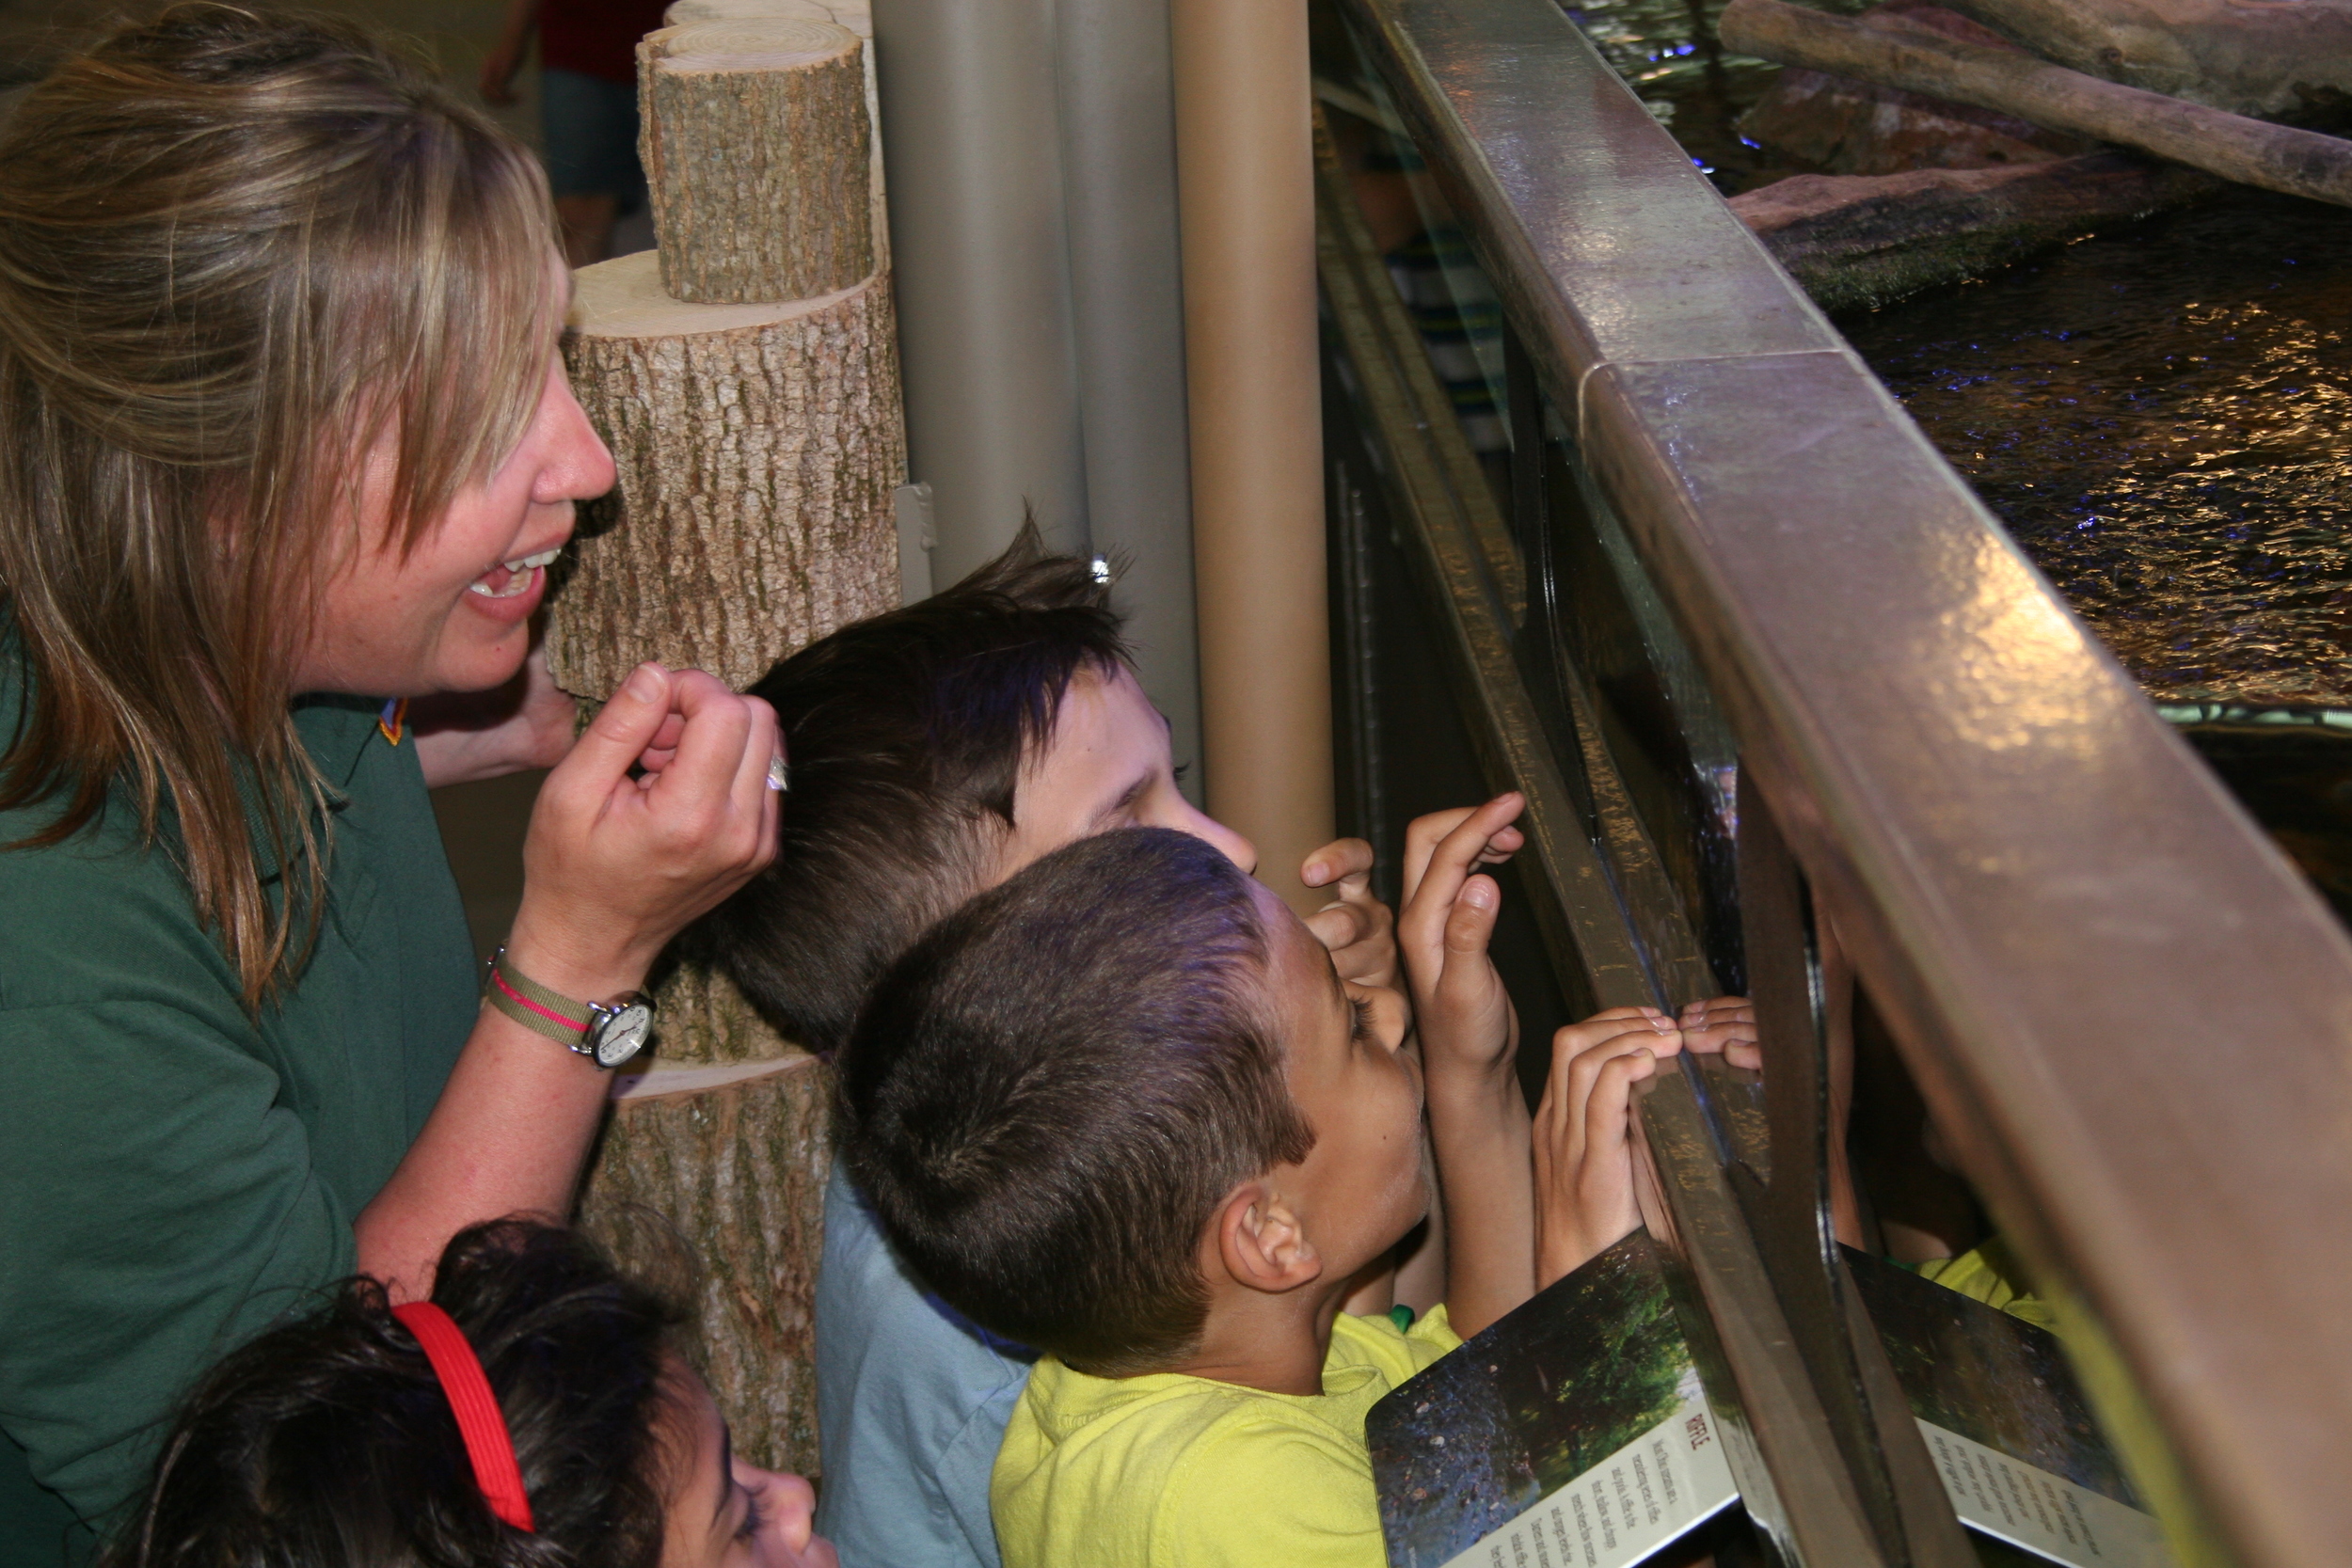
[1056,0,1202,780]
[871,0,1089,578]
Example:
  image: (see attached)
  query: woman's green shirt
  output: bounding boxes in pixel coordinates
[0,685,478,1565]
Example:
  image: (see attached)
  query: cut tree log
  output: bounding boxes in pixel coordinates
[549,254,902,695]
[1937,0,2352,120]
[640,18,872,303]
[660,0,885,270]
[556,253,901,1478]
[1734,151,2216,309]
[550,9,903,1477]
[1720,0,2352,207]
[555,252,901,1472]
[595,1053,833,1474]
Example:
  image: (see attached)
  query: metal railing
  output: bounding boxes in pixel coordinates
[1313,0,2352,1563]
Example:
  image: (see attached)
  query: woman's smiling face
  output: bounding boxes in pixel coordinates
[294,267,614,699]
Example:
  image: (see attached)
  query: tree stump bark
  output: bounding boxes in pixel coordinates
[596,1055,834,1472]
[555,255,900,1470]
[660,0,888,270]
[548,11,901,1477]
[550,256,902,695]
[642,19,872,303]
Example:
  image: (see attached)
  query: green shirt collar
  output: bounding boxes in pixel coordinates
[247,696,393,881]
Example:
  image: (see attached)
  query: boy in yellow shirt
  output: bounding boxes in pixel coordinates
[840,798,1755,1568]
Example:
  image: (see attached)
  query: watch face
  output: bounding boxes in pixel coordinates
[592,1003,654,1069]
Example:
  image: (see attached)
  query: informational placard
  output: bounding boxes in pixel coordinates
[1435,1393,1739,1568]
[1919,1420,2174,1568]
[1848,1248,2177,1568]
[1372,1236,1736,1568]
[1377,1239,2178,1568]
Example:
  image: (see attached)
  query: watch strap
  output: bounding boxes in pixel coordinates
[485,950,593,1050]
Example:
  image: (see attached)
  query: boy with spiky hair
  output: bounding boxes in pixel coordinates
[841,811,1727,1567]
[698,534,1397,1568]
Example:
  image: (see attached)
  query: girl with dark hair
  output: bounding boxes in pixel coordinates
[104,1220,837,1568]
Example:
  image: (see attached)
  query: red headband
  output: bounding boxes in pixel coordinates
[392,1301,536,1532]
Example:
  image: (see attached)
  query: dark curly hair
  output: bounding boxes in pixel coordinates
[102,1221,687,1568]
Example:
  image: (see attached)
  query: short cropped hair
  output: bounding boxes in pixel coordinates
[697,531,1130,1055]
[104,1221,683,1568]
[841,829,1316,1376]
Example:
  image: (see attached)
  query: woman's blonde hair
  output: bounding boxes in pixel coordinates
[0,5,562,1004]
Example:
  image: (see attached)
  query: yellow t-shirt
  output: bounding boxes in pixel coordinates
[992,1306,1462,1568]
[1915,1236,2059,1335]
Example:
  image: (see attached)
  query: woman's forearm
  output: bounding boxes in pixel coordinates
[355,1001,610,1296]
[364,667,779,1294]
[353,925,641,1295]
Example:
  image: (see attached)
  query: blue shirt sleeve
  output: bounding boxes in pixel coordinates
[813,1164,1037,1568]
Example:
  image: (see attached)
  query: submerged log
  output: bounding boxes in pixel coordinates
[1720,0,2352,207]
[1743,64,2090,174]
[1939,0,2352,120]
[1740,2,2093,174]
[1734,151,2217,310]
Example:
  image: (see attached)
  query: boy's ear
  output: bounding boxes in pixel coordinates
[1216,1180,1324,1296]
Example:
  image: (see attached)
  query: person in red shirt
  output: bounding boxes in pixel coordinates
[482,0,673,265]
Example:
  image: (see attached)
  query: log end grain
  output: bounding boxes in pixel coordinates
[568,246,871,340]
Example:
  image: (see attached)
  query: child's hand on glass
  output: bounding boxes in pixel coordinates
[1533,1009,1683,1286]
[1397,794,1529,1083]
[1678,995,1759,1069]
[1301,836,1399,990]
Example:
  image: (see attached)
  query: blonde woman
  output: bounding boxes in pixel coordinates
[0,9,783,1562]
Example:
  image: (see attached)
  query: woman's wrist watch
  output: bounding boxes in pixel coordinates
[484,947,654,1069]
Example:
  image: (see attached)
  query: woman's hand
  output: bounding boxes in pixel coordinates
[411,640,580,787]
[505,661,780,999]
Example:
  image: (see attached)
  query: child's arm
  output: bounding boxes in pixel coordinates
[1680,995,1759,1070]
[1397,796,1532,1338]
[1532,1002,1754,1285]
[1399,797,1684,1337]
[1306,835,1408,1314]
